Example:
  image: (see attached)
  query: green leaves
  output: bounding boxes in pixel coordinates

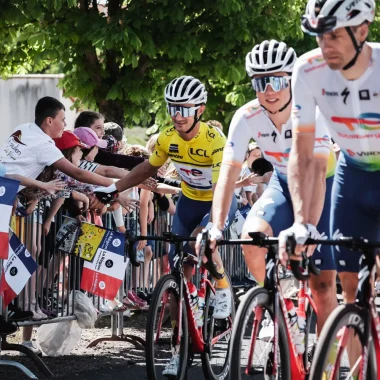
[1,0,380,129]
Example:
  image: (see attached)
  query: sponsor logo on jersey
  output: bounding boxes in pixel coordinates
[188,148,210,163]
[206,128,216,141]
[322,89,338,96]
[169,144,179,153]
[245,104,262,119]
[285,130,292,139]
[258,132,270,138]
[180,168,203,177]
[315,135,330,145]
[341,87,350,104]
[168,153,184,159]
[359,89,370,101]
[332,113,380,131]
[346,150,380,157]
[264,149,290,163]
[306,54,324,65]
[211,147,224,155]
[165,127,175,136]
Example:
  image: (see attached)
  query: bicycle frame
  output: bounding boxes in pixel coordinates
[247,246,317,379]
[154,237,233,356]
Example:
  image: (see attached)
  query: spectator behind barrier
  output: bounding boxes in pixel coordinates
[74,112,144,170]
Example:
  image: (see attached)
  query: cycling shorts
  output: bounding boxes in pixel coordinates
[331,153,380,273]
[245,170,335,271]
[168,194,238,268]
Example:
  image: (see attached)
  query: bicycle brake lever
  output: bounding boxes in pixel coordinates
[125,233,140,267]
[289,259,310,281]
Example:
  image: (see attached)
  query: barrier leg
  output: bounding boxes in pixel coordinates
[87,279,146,351]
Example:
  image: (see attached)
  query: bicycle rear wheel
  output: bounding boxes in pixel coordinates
[310,304,377,380]
[229,286,290,380]
[146,274,189,380]
[201,272,235,380]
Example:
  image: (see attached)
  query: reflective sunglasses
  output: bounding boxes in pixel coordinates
[167,105,200,117]
[251,76,291,93]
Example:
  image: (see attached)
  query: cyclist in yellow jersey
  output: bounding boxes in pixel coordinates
[95,77,237,375]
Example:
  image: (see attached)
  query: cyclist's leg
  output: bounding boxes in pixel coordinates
[310,175,338,334]
[241,171,293,285]
[330,156,380,373]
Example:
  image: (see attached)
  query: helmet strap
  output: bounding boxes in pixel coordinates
[342,27,365,71]
[185,109,203,134]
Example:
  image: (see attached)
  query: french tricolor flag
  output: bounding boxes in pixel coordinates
[0,177,20,259]
[81,230,128,300]
[0,233,37,306]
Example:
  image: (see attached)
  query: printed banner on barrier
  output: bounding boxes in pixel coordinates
[0,232,37,306]
[0,176,20,259]
[80,230,128,300]
[56,216,109,262]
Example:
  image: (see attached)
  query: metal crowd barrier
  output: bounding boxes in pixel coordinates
[0,195,249,378]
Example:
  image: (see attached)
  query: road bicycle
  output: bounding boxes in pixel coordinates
[127,232,235,380]
[200,231,321,380]
[309,237,380,380]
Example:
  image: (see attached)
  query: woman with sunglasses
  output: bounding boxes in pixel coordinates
[208,40,337,345]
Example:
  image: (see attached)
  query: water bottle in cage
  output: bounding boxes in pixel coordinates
[284,299,305,355]
[188,283,204,327]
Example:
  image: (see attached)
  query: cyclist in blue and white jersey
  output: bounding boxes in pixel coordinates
[208,40,338,336]
[278,0,378,308]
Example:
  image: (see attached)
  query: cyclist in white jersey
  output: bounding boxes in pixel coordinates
[278,0,378,309]
[206,40,338,335]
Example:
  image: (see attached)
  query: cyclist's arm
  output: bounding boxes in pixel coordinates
[94,164,129,179]
[53,158,113,187]
[212,113,250,231]
[288,68,318,225]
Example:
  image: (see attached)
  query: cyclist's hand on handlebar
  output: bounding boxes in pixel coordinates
[195,223,222,262]
[278,222,311,266]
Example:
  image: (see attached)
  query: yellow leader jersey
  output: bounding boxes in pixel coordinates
[149,122,226,201]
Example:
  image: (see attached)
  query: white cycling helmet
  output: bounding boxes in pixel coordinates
[164,76,207,105]
[302,0,375,70]
[302,0,375,35]
[245,40,297,77]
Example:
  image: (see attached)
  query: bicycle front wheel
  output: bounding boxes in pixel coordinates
[201,272,235,380]
[229,286,290,380]
[310,304,377,380]
[146,274,189,380]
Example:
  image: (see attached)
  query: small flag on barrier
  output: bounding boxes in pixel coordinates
[80,230,128,300]
[0,177,20,259]
[0,232,38,306]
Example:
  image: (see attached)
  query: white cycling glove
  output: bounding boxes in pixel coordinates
[279,222,318,251]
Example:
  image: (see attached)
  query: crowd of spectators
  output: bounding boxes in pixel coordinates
[0,96,272,353]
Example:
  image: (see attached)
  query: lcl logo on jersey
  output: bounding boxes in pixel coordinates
[331,113,380,131]
[188,147,210,163]
[264,149,290,163]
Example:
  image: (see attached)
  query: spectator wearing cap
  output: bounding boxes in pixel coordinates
[0,97,116,351]
[74,112,144,170]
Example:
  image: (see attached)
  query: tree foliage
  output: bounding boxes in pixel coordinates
[1,0,379,130]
